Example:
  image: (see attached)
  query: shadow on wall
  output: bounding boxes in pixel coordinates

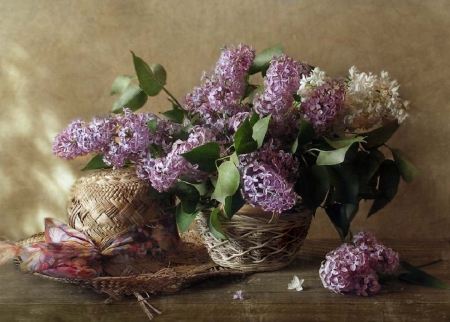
[0,42,77,240]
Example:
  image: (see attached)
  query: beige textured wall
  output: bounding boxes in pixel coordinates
[1,0,449,240]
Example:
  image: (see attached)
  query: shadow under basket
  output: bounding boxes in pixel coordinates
[196,204,313,272]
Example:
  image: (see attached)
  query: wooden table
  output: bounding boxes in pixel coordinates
[0,239,449,322]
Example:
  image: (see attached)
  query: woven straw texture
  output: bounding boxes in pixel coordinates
[67,168,172,248]
[196,205,313,272]
[16,231,246,300]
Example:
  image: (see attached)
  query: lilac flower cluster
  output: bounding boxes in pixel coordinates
[241,161,297,213]
[184,44,255,120]
[239,146,299,213]
[300,79,346,135]
[53,108,183,182]
[266,114,302,150]
[319,231,399,296]
[103,109,157,168]
[239,143,299,182]
[149,126,217,192]
[53,119,93,160]
[352,231,400,275]
[253,55,310,116]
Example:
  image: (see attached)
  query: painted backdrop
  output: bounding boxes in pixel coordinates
[1,0,449,240]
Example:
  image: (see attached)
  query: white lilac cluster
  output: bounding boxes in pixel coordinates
[341,66,409,130]
[319,231,399,296]
[297,67,328,101]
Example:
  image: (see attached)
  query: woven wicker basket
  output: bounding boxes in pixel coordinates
[196,204,312,272]
[67,168,176,248]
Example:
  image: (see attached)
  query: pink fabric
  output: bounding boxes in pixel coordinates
[0,217,179,279]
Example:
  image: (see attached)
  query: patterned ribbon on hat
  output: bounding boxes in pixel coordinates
[0,217,179,279]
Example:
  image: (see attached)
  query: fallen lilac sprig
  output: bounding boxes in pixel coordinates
[319,231,398,296]
[319,231,449,296]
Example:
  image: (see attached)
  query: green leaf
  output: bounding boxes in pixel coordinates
[292,120,315,153]
[181,142,221,173]
[112,84,148,113]
[325,203,359,241]
[234,118,258,155]
[110,75,136,96]
[230,152,239,166]
[249,112,260,127]
[162,104,185,124]
[391,148,418,183]
[181,113,199,133]
[252,115,271,148]
[147,119,157,134]
[368,150,385,180]
[378,160,400,201]
[324,136,365,150]
[367,160,400,217]
[353,150,384,189]
[223,188,245,219]
[316,137,366,166]
[149,144,163,159]
[297,120,315,147]
[367,198,390,217]
[211,161,240,204]
[248,44,284,75]
[176,204,199,234]
[399,261,450,290]
[190,181,213,196]
[242,84,258,101]
[81,154,111,171]
[173,182,200,214]
[208,208,227,240]
[172,129,189,141]
[328,164,359,204]
[148,184,172,200]
[131,52,167,97]
[248,86,265,104]
[295,165,330,211]
[361,121,399,150]
[291,138,299,154]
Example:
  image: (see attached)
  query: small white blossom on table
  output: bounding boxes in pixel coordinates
[233,290,245,300]
[288,276,304,291]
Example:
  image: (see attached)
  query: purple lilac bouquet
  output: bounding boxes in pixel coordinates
[319,231,399,296]
[53,44,417,240]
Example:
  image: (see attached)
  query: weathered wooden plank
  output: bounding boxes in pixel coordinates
[0,302,448,322]
[0,239,448,321]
